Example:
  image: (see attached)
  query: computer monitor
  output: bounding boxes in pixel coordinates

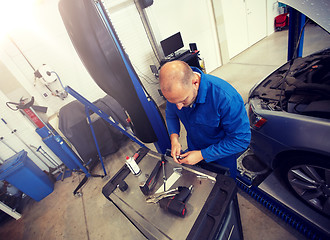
[160,32,184,57]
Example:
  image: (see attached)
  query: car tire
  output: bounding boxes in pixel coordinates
[281,154,330,217]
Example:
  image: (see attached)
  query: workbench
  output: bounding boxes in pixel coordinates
[102,148,243,240]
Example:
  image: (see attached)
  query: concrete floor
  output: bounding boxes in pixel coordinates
[0,23,329,240]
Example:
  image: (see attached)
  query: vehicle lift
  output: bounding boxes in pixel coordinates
[57,0,329,239]
[55,0,170,196]
[236,149,329,240]
[236,7,329,240]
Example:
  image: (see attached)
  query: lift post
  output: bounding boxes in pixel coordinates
[287,7,306,60]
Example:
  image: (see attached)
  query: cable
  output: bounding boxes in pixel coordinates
[138,73,158,85]
[128,64,167,127]
[293,98,306,113]
[47,71,66,90]
[279,18,310,110]
[133,63,159,85]
[5,102,19,111]
[8,36,36,71]
[138,74,158,85]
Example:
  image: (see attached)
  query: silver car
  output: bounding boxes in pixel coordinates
[247,45,330,217]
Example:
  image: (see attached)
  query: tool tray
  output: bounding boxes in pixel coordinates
[102,148,240,240]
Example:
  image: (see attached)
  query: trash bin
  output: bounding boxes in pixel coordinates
[0,150,54,201]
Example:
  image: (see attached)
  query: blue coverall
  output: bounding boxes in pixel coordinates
[165,67,251,177]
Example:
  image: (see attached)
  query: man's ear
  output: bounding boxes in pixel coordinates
[192,77,199,87]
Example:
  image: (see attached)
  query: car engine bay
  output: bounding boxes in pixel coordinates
[250,48,330,119]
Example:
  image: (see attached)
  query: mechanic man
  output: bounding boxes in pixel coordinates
[159,60,251,177]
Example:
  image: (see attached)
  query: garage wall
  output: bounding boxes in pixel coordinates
[0,0,106,117]
[0,0,111,167]
[267,0,282,36]
[219,0,267,59]
[146,0,221,73]
[0,0,191,167]
[213,0,280,61]
[0,88,60,170]
[103,0,162,106]
[0,0,173,116]
[0,0,278,168]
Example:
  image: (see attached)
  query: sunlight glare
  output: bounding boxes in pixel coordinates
[0,0,38,40]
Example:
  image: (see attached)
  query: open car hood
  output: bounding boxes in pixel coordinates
[249,48,330,119]
[280,0,330,33]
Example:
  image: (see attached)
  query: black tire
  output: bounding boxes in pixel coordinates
[281,154,330,217]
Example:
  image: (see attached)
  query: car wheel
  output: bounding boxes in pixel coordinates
[282,155,330,217]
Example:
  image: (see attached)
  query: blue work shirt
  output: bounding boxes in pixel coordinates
[165,67,251,175]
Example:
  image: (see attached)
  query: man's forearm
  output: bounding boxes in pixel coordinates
[170,133,180,144]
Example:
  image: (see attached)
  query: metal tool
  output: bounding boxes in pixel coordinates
[161,155,166,191]
[173,167,183,174]
[139,156,167,195]
[0,136,17,154]
[165,149,184,161]
[37,146,59,166]
[176,155,183,160]
[1,118,50,170]
[28,104,54,136]
[6,97,49,130]
[158,185,193,217]
[145,188,180,204]
[139,160,162,195]
[117,180,128,192]
[197,175,208,184]
[30,145,59,168]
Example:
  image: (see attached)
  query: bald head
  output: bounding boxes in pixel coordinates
[159,60,195,94]
[159,61,200,109]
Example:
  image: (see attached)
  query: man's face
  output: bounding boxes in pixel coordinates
[164,82,198,110]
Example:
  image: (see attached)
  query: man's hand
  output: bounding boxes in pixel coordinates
[179,150,203,165]
[170,134,182,164]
